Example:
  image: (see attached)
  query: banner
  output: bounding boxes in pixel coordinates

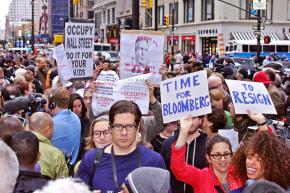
[225,80,277,114]
[115,74,151,115]
[91,70,119,116]
[120,30,165,85]
[160,70,211,123]
[64,22,94,79]
[53,44,72,81]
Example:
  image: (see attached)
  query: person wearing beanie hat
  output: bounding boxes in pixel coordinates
[242,180,286,193]
[122,167,170,193]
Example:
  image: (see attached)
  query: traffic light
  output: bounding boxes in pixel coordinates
[141,0,147,8]
[163,16,169,26]
[73,0,80,5]
[264,36,271,44]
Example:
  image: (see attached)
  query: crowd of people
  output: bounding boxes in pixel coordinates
[0,49,289,193]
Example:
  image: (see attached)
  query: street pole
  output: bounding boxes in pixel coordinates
[31,0,35,52]
[171,2,175,55]
[132,0,139,30]
[257,10,261,60]
[154,0,158,31]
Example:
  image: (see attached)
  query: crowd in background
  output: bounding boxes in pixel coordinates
[0,49,289,193]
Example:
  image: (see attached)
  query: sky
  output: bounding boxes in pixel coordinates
[0,0,12,30]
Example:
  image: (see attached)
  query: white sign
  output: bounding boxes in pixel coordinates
[115,74,151,115]
[91,70,119,116]
[160,71,212,123]
[225,80,277,114]
[218,129,239,152]
[53,44,73,81]
[64,22,94,79]
[120,30,165,85]
[253,0,267,10]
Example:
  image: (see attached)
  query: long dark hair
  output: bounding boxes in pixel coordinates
[68,93,87,121]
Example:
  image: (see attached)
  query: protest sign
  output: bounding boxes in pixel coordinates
[218,129,239,152]
[160,70,211,123]
[91,70,119,116]
[64,22,94,80]
[53,44,72,81]
[115,74,151,115]
[120,30,165,85]
[225,80,277,114]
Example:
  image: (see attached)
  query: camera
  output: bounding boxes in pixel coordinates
[27,93,47,115]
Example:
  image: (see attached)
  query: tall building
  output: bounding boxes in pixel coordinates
[35,0,50,44]
[8,0,32,23]
[48,0,69,37]
[140,0,290,56]
[74,0,95,20]
[94,0,118,49]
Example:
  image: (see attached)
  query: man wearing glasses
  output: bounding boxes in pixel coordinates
[76,100,166,193]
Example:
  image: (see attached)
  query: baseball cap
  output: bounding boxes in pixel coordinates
[253,71,272,84]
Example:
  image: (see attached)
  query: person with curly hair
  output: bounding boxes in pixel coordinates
[231,131,290,191]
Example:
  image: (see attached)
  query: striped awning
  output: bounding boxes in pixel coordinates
[285,32,290,40]
[231,32,280,41]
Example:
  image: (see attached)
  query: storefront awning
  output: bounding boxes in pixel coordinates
[285,32,290,40]
[231,32,280,41]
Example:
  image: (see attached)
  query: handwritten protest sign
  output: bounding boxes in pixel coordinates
[91,70,119,116]
[160,70,211,123]
[53,44,72,81]
[64,22,94,80]
[120,30,165,85]
[115,74,151,115]
[225,80,277,114]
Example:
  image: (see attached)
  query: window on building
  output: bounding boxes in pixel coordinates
[184,0,194,23]
[95,12,102,28]
[145,8,152,27]
[107,9,110,24]
[240,0,273,20]
[157,6,164,25]
[169,3,178,25]
[202,0,214,21]
[103,10,106,24]
[88,11,94,19]
[112,8,115,23]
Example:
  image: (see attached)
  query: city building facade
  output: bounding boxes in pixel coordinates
[140,0,290,55]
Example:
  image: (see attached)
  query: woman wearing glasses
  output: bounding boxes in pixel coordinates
[171,115,243,193]
[85,115,112,150]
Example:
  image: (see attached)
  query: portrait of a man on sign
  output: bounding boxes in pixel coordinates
[120,31,165,85]
[131,37,151,74]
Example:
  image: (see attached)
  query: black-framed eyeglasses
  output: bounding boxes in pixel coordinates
[110,124,137,131]
[210,152,233,160]
[93,130,111,138]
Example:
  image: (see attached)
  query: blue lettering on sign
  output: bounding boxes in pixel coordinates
[231,91,272,106]
[162,74,200,93]
[162,95,210,116]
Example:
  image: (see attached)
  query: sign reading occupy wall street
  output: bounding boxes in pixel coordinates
[115,73,151,115]
[64,22,94,79]
[91,70,119,116]
[160,70,212,123]
[225,80,277,114]
[120,30,165,85]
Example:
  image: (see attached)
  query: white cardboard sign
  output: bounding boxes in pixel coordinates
[115,74,151,115]
[120,30,165,85]
[64,22,94,79]
[53,44,72,81]
[160,70,212,123]
[225,80,277,115]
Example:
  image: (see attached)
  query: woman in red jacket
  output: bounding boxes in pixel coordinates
[171,115,243,193]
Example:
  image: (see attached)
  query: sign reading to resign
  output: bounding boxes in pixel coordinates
[65,22,94,79]
[160,70,212,123]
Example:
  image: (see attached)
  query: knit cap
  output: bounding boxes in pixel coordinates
[125,167,170,193]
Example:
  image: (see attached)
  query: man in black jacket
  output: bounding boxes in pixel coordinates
[11,131,50,193]
[161,116,208,193]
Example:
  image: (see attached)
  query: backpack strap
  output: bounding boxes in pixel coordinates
[88,147,105,189]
